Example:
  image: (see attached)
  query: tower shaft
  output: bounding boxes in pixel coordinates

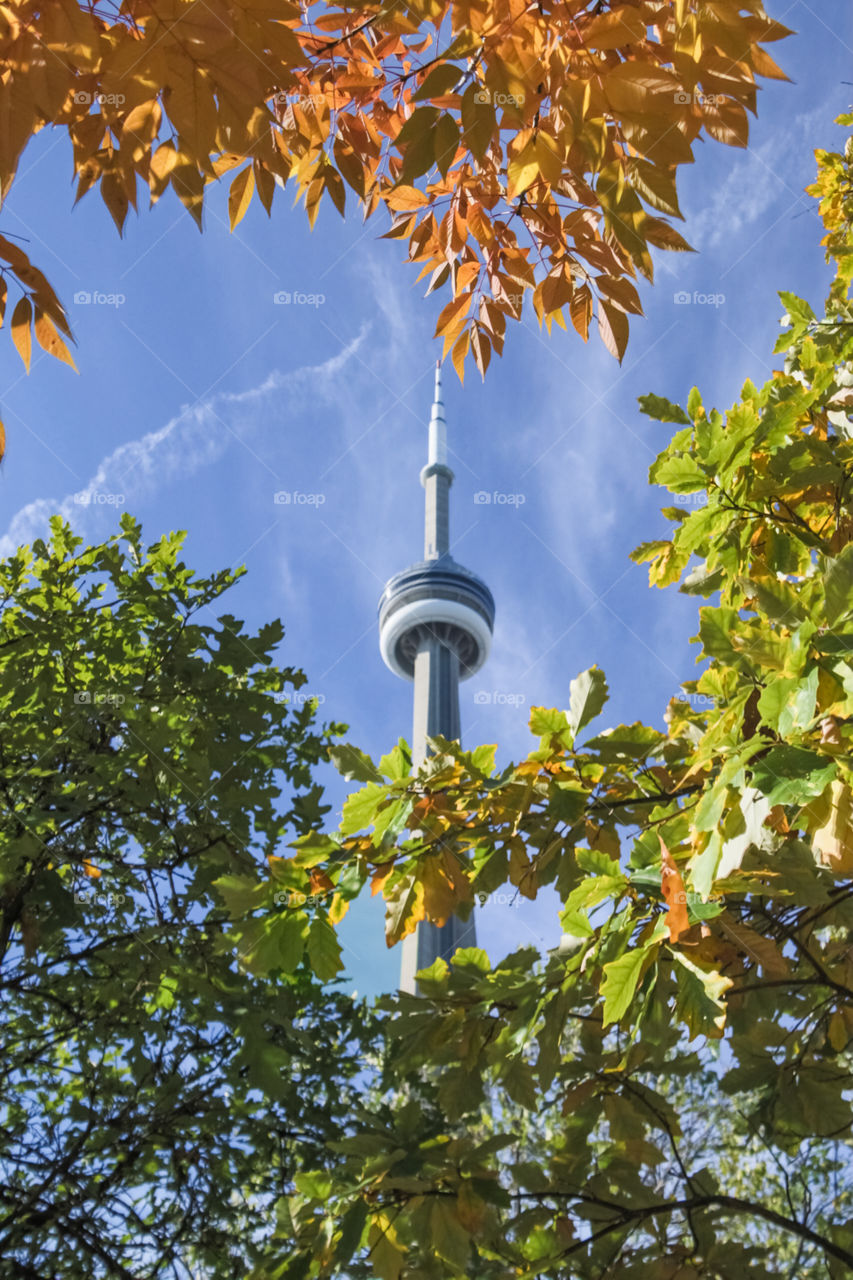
[412,635,460,764]
[422,368,453,560]
[378,361,494,995]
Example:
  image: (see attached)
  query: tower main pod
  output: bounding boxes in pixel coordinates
[378,364,495,993]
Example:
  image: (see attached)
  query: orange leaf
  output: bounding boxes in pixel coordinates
[570,285,592,341]
[11,296,32,372]
[309,869,334,896]
[660,837,689,943]
[83,860,101,879]
[371,860,395,896]
[434,291,471,339]
[450,326,470,382]
[470,324,491,379]
[597,299,629,361]
[386,184,429,211]
[34,307,77,370]
[228,165,255,230]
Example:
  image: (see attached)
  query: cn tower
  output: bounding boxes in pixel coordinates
[378,363,495,992]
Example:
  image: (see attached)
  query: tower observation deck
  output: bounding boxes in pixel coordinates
[378,363,495,993]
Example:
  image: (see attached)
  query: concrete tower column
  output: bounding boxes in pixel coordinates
[378,361,495,995]
[422,365,454,560]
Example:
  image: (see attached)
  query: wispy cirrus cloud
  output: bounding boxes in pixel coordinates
[0,331,367,559]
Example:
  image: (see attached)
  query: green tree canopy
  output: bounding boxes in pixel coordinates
[0,515,381,1278]
[224,112,853,1277]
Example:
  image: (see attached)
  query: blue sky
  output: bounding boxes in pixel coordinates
[2,0,852,994]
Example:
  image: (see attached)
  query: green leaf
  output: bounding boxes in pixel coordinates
[601,944,656,1024]
[758,669,818,736]
[368,1218,406,1280]
[779,290,816,325]
[652,455,707,494]
[568,666,608,739]
[293,1169,334,1199]
[271,913,310,972]
[560,873,625,936]
[329,742,384,783]
[549,780,587,824]
[306,917,343,980]
[824,543,853,626]
[638,393,690,425]
[212,873,267,915]
[340,782,388,835]
[333,1199,368,1266]
[529,706,570,738]
[751,746,836,807]
[378,738,411,781]
[430,1198,471,1270]
[671,950,731,1040]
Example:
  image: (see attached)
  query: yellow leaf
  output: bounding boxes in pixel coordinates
[100,171,129,235]
[470,324,490,379]
[534,131,562,185]
[34,307,76,370]
[228,164,255,230]
[506,139,539,199]
[253,161,276,215]
[579,5,646,49]
[170,155,204,229]
[570,285,592,341]
[11,295,32,372]
[328,893,349,925]
[434,292,471,340]
[386,184,429,211]
[450,326,470,382]
[598,299,629,361]
[149,140,178,201]
[809,779,853,874]
[122,98,161,156]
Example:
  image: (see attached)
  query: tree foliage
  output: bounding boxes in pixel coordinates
[0,0,791,398]
[206,114,853,1276]
[0,515,386,1278]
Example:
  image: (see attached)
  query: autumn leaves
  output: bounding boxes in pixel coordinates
[0,0,792,403]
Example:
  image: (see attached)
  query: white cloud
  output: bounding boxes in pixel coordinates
[0,332,367,559]
[687,102,830,252]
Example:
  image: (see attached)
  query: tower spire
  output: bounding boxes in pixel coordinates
[422,360,454,560]
[378,360,495,993]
